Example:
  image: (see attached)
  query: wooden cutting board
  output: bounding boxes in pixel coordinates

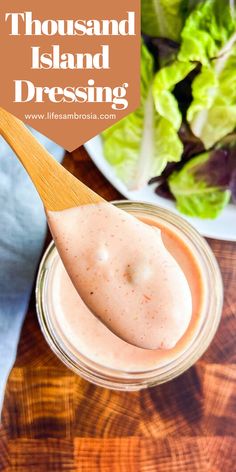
[1,147,236,471]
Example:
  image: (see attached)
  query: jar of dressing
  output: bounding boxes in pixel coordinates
[36,201,223,391]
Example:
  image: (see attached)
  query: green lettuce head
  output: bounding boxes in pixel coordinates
[102,43,183,190]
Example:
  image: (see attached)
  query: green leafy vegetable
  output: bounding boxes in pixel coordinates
[102,44,183,190]
[141,0,201,41]
[175,0,236,148]
[179,0,236,65]
[187,46,236,148]
[141,0,185,41]
[152,60,196,129]
[168,151,231,218]
[102,0,236,219]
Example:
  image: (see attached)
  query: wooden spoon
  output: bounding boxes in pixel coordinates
[0,107,104,210]
[0,108,192,351]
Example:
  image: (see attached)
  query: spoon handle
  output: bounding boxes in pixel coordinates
[0,107,103,210]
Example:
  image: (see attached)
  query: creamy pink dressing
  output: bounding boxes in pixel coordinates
[47,203,192,350]
[47,215,205,373]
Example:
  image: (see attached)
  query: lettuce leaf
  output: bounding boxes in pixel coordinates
[141,0,200,41]
[102,44,183,190]
[168,151,231,218]
[150,61,196,178]
[179,0,236,65]
[187,47,236,148]
[214,134,236,203]
[141,0,185,41]
[177,0,236,148]
[152,60,196,130]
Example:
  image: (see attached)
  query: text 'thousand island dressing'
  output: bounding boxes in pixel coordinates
[47,202,192,350]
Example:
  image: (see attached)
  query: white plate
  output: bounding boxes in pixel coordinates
[85,136,236,241]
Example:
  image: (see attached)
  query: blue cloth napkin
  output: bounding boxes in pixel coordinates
[0,129,64,415]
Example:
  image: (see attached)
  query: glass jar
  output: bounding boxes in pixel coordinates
[36,201,223,391]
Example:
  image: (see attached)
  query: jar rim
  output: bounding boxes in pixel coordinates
[36,200,223,391]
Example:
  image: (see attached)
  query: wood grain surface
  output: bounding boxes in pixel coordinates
[1,147,236,471]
